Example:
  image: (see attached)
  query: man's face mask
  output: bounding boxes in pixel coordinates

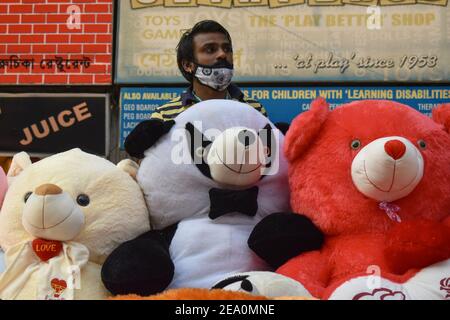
[193,60,234,92]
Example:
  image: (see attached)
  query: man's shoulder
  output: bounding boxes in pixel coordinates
[237,92,267,116]
[156,95,184,110]
[240,95,263,106]
[229,84,262,107]
[150,94,192,121]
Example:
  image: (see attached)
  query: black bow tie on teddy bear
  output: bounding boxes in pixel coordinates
[208,186,259,220]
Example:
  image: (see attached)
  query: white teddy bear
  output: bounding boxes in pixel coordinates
[102,100,297,296]
[0,149,150,300]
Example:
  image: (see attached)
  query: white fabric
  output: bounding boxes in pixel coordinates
[6,151,32,186]
[22,192,85,241]
[0,148,150,265]
[327,259,450,300]
[0,241,89,300]
[139,100,289,230]
[206,127,266,186]
[168,216,269,289]
[216,271,313,298]
[137,100,290,288]
[194,65,233,91]
[351,136,424,202]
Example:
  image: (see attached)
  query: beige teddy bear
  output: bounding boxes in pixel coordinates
[0,149,150,300]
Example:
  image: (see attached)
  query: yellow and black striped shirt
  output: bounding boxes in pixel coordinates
[150,84,267,121]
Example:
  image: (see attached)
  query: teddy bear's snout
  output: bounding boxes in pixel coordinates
[351,136,424,202]
[207,127,266,187]
[22,183,85,241]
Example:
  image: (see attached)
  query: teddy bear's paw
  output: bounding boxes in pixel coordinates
[384,220,450,274]
[248,212,324,269]
[101,230,174,296]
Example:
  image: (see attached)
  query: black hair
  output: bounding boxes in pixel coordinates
[176,20,233,82]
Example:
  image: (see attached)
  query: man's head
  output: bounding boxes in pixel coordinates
[177,20,233,84]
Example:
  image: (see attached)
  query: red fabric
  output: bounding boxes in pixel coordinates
[32,239,63,262]
[432,103,450,133]
[384,139,406,160]
[281,99,450,298]
[284,97,329,163]
[384,219,450,274]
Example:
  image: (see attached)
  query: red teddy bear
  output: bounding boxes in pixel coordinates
[249,98,450,300]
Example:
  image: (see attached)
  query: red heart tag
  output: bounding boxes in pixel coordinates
[50,278,67,297]
[32,239,62,262]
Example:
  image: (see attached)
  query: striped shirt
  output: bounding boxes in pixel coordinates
[150,84,267,121]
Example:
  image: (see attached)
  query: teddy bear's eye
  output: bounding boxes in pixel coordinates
[195,146,204,158]
[350,139,361,150]
[417,139,427,149]
[76,194,90,207]
[24,192,32,203]
[240,279,253,292]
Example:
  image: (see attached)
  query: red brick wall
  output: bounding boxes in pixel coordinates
[0,0,113,85]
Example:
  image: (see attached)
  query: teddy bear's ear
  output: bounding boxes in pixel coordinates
[125,119,175,159]
[117,159,139,181]
[6,151,32,185]
[274,122,290,135]
[284,97,330,163]
[432,104,450,133]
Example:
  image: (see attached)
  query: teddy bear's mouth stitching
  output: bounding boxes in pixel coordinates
[215,150,262,175]
[26,197,77,230]
[363,156,421,194]
[363,160,395,193]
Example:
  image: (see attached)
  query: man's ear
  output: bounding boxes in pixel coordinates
[182,59,195,74]
[117,159,139,181]
[7,151,32,185]
[284,97,330,163]
[432,104,450,133]
[125,120,175,159]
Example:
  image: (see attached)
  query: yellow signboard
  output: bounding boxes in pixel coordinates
[116,1,450,83]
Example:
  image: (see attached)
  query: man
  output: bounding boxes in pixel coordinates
[124,20,269,158]
[150,20,266,121]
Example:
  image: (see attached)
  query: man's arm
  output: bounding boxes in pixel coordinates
[150,111,164,120]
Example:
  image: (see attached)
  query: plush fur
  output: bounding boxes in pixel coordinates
[111,288,317,300]
[137,100,290,289]
[138,101,289,231]
[111,288,268,300]
[102,100,291,297]
[279,99,450,299]
[212,271,315,298]
[0,149,151,299]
